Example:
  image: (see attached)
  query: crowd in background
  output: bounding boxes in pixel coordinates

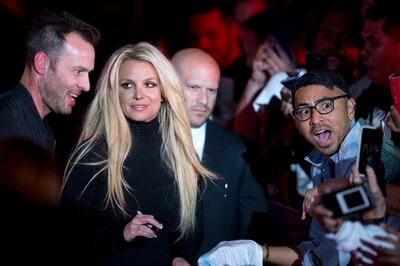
[0,0,400,265]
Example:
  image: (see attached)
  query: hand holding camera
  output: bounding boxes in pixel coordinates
[311,166,386,233]
[320,180,374,219]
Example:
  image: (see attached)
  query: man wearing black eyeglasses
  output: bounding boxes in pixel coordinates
[291,72,355,160]
[260,69,400,265]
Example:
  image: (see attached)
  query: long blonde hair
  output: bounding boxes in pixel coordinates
[62,42,214,238]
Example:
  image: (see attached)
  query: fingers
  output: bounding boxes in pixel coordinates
[360,235,400,266]
[380,223,400,238]
[310,204,341,233]
[349,165,362,185]
[302,187,319,220]
[359,238,394,265]
[258,40,293,75]
[123,211,163,242]
[302,199,309,220]
[354,244,378,265]
[136,211,163,231]
[123,221,157,242]
[301,210,306,220]
[386,106,400,132]
[280,101,292,117]
[311,203,333,218]
[365,166,379,194]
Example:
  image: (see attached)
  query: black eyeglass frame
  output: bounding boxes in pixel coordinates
[292,94,349,122]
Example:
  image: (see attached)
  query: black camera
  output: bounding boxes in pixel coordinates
[321,182,375,218]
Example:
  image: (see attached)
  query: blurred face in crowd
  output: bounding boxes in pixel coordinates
[40,33,95,116]
[234,0,266,67]
[314,11,361,73]
[238,24,262,68]
[118,60,162,122]
[234,0,266,24]
[172,49,220,128]
[361,18,400,88]
[293,85,355,156]
[189,8,238,69]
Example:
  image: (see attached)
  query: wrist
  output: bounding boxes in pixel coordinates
[261,244,270,262]
[364,207,386,221]
[364,216,386,225]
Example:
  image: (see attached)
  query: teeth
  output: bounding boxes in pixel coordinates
[69,93,78,98]
[314,130,326,135]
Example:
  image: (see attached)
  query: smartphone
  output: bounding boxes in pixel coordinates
[321,182,375,218]
[305,52,326,71]
[356,126,384,178]
[389,73,400,112]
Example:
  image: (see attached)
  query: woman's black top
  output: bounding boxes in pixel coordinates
[60,118,203,266]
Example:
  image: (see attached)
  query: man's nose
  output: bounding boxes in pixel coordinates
[79,74,90,92]
[309,108,324,125]
[196,89,208,105]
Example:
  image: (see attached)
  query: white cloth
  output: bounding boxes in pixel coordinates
[326,221,398,264]
[253,72,288,112]
[198,240,263,266]
[191,123,207,160]
[253,69,306,112]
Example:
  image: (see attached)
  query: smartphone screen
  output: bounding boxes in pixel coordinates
[356,126,384,177]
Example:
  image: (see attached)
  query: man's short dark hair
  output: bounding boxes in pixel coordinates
[291,69,351,105]
[25,10,101,67]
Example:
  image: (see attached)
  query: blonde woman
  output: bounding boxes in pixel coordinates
[60,42,214,266]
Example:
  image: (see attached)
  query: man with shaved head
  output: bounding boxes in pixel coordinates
[171,48,269,257]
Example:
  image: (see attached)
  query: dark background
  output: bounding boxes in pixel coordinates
[0,0,363,167]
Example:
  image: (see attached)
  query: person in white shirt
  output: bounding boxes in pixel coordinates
[171,48,269,258]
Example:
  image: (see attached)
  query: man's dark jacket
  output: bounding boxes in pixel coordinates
[0,83,54,152]
[198,120,269,256]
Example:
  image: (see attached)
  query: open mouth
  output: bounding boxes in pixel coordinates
[67,93,79,106]
[314,129,331,145]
